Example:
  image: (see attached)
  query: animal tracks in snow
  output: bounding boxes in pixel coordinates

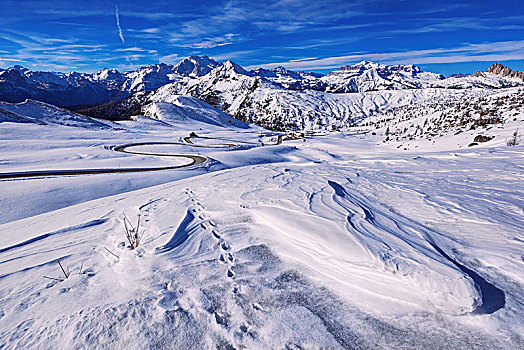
[159,188,238,281]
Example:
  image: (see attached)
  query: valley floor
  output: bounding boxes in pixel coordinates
[0,118,523,349]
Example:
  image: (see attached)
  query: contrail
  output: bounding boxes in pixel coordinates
[115,4,125,43]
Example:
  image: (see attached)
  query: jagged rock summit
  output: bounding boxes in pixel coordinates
[487,63,524,80]
[173,55,219,77]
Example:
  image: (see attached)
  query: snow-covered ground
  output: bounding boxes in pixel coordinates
[0,98,523,349]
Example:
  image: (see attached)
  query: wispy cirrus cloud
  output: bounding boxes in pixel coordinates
[245,40,524,71]
[114,47,148,52]
[395,16,524,35]
[171,34,240,49]
[1,0,524,74]
[0,57,27,65]
[114,4,125,43]
[158,53,180,64]
[211,50,258,61]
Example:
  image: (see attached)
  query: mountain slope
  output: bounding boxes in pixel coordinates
[249,61,523,93]
[251,66,326,91]
[321,61,445,92]
[173,55,220,77]
[143,95,249,128]
[353,86,524,151]
[2,58,523,112]
[148,61,485,131]
[4,58,524,132]
[0,100,109,127]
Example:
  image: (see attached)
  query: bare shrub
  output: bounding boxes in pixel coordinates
[507,129,520,146]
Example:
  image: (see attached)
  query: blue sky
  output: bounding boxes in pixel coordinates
[1,0,523,75]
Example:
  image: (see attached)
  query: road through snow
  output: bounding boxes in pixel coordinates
[0,121,522,349]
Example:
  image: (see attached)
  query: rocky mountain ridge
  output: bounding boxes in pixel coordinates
[2,58,524,131]
[486,63,524,80]
[0,56,219,108]
[2,58,522,110]
[73,59,523,130]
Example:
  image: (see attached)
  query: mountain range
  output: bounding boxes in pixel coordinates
[0,56,220,108]
[2,57,522,109]
[1,57,523,131]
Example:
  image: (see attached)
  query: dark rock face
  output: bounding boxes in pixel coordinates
[472,70,485,78]
[487,63,524,81]
[473,135,494,143]
[77,93,150,121]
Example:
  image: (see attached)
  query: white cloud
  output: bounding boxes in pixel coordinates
[115,4,125,43]
[0,57,27,63]
[158,54,180,64]
[245,41,524,71]
[171,33,239,49]
[211,50,257,61]
[114,47,147,52]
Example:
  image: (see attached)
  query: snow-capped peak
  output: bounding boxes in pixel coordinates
[339,61,422,74]
[9,65,32,75]
[173,55,219,77]
[343,60,381,70]
[213,60,252,77]
[92,68,124,81]
[223,60,251,74]
[322,61,446,92]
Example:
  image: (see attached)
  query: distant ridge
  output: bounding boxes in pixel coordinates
[450,63,524,81]
[486,63,524,80]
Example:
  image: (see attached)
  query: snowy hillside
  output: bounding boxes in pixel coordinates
[0,100,109,128]
[250,61,523,93]
[251,66,326,91]
[145,60,519,131]
[321,61,445,92]
[2,58,521,113]
[353,87,524,151]
[173,55,220,77]
[143,95,248,128]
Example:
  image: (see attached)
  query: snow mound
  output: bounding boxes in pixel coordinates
[0,100,109,128]
[143,95,249,128]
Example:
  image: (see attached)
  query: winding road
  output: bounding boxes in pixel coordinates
[0,135,261,180]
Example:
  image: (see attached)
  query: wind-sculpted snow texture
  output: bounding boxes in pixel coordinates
[0,97,523,349]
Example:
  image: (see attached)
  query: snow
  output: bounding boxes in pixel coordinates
[173,55,220,77]
[144,95,248,128]
[157,60,522,132]
[0,57,218,107]
[0,100,109,128]
[0,87,523,349]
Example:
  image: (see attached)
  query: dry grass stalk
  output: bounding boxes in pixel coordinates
[507,129,520,146]
[57,260,70,279]
[122,213,143,250]
[104,247,120,259]
[43,259,71,282]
